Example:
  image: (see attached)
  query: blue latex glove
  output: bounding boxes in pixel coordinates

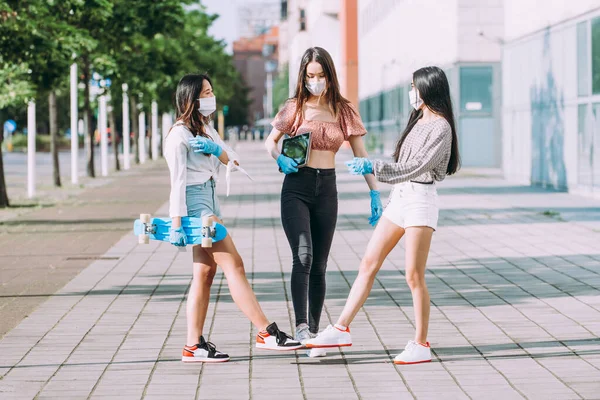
[169,226,187,247]
[189,137,223,157]
[277,154,299,174]
[346,157,373,175]
[369,190,383,227]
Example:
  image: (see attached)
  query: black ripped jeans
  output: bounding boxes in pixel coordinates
[281,167,338,334]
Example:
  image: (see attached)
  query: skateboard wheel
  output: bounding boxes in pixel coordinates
[140,214,151,223]
[138,234,149,244]
[201,216,211,227]
[202,238,212,248]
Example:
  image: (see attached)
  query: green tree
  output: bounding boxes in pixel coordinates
[0,63,34,207]
[272,64,290,115]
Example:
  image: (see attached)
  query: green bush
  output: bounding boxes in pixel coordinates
[9,134,82,152]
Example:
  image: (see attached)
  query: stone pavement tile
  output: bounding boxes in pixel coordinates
[458,385,525,400]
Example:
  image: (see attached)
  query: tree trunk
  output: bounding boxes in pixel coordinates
[109,106,120,171]
[82,59,95,177]
[49,91,61,187]
[0,141,8,208]
[130,96,140,164]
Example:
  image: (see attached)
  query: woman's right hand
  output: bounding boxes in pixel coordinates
[277,154,299,174]
[169,226,187,247]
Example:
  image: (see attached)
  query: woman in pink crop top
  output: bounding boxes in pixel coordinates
[265,47,382,357]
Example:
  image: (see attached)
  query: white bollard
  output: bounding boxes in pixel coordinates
[122,84,130,170]
[162,112,172,147]
[27,101,36,198]
[139,111,146,164]
[99,95,108,176]
[151,101,159,161]
[70,63,78,184]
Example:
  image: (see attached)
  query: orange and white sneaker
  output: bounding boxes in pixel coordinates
[305,325,352,348]
[394,340,432,365]
[256,322,303,351]
[182,336,229,363]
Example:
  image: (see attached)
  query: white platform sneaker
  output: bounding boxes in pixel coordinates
[394,340,432,365]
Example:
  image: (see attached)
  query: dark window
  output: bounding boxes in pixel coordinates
[281,0,288,20]
[299,9,306,31]
[592,17,600,94]
[577,21,589,96]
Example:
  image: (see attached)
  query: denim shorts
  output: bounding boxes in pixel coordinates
[186,179,222,219]
[382,182,439,230]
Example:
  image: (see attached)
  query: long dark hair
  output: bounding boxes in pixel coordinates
[292,47,351,122]
[392,66,460,175]
[171,73,213,139]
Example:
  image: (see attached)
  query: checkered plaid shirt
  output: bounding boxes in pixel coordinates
[373,119,452,184]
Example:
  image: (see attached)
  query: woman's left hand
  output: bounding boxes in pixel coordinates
[346,157,373,175]
[369,190,383,226]
[189,137,223,157]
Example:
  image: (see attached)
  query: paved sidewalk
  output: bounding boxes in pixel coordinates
[0,160,170,337]
[1,141,599,399]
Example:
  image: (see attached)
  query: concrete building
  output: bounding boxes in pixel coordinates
[278,0,344,98]
[358,0,504,166]
[502,0,600,197]
[233,27,279,124]
[237,1,281,39]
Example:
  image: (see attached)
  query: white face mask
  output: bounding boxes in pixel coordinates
[306,79,326,96]
[409,89,424,110]
[198,96,216,116]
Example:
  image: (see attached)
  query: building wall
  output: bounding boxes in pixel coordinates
[284,0,340,96]
[358,0,459,99]
[234,52,267,123]
[457,0,504,62]
[357,0,503,165]
[502,2,600,196]
[238,1,281,38]
[504,0,600,41]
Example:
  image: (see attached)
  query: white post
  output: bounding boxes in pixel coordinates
[27,101,36,198]
[122,84,130,170]
[266,71,273,118]
[99,95,108,176]
[151,101,159,161]
[70,63,78,184]
[139,111,146,164]
[162,112,171,146]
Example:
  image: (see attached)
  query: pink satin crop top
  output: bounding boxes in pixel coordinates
[271,99,367,153]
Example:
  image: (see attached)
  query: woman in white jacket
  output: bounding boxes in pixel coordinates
[164,74,302,363]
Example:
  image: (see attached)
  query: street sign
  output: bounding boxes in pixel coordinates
[3,119,16,133]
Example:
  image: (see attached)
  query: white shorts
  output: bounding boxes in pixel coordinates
[382,182,439,231]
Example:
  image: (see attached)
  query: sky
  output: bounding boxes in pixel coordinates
[195,0,279,54]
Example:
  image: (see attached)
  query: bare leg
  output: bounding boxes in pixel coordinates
[337,217,405,327]
[403,227,434,343]
[186,247,217,346]
[204,216,270,331]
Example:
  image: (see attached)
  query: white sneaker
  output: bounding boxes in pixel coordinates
[394,340,432,365]
[307,347,328,357]
[306,331,327,357]
[305,325,352,349]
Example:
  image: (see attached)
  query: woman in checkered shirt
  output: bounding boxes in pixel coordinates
[306,66,460,365]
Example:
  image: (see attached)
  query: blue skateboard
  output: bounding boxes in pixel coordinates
[133,214,227,247]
